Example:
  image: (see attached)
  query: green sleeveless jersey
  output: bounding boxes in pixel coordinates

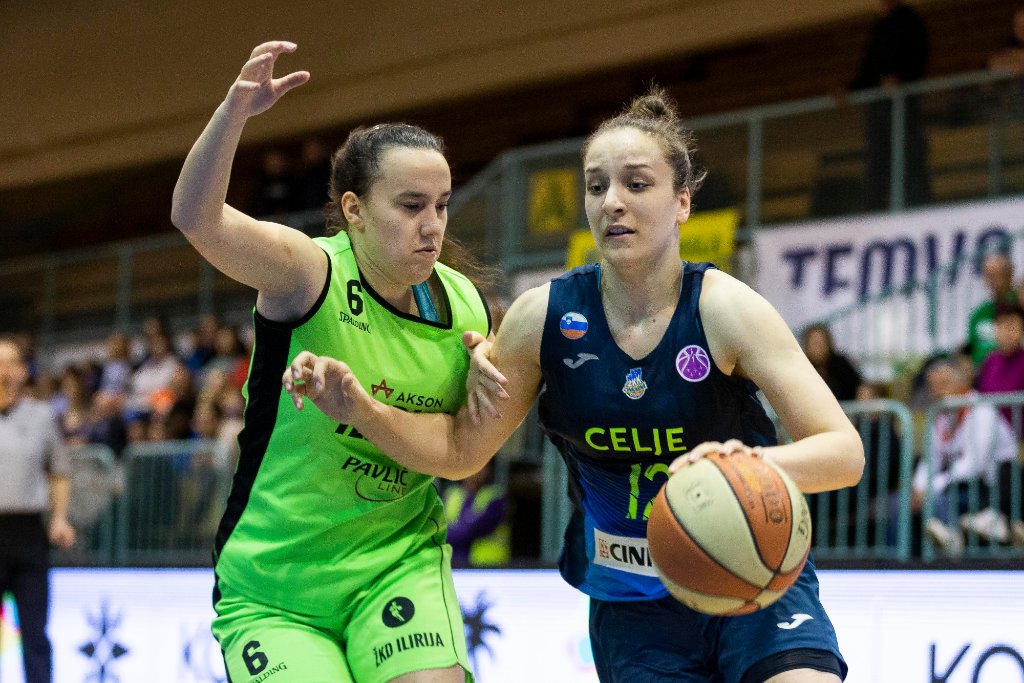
[214,231,490,615]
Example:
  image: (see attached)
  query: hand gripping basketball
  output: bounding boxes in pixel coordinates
[648,444,811,615]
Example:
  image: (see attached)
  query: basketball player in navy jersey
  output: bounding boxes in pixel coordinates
[284,89,864,682]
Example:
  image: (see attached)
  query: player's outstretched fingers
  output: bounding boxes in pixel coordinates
[669,441,725,473]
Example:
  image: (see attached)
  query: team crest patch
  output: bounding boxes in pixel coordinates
[560,312,589,340]
[676,345,711,382]
[622,368,647,399]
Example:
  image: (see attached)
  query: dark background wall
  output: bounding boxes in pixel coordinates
[0,0,1015,257]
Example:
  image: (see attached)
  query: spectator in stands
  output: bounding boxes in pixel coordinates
[199,324,246,388]
[0,336,75,683]
[848,0,930,209]
[913,359,1018,556]
[989,7,1024,75]
[966,251,1017,366]
[125,330,184,418]
[249,148,297,216]
[97,331,133,396]
[183,313,220,375]
[442,460,510,568]
[801,322,863,401]
[55,366,92,444]
[976,301,1024,420]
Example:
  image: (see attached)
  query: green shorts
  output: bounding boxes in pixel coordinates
[212,538,472,683]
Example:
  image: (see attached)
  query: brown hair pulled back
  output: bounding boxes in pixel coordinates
[323,123,498,292]
[584,87,707,196]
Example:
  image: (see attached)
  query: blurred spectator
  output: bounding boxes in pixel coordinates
[86,390,128,460]
[98,331,133,396]
[295,137,333,211]
[989,7,1024,75]
[0,336,75,683]
[55,366,92,444]
[249,148,297,216]
[912,359,1018,556]
[200,324,246,387]
[966,252,1017,366]
[801,323,863,401]
[183,313,220,375]
[125,331,184,418]
[848,0,930,209]
[976,301,1024,422]
[442,461,510,568]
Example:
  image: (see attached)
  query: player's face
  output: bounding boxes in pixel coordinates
[355,147,451,287]
[583,127,690,267]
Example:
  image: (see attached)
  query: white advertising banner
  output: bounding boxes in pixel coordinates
[2,568,1023,682]
[753,197,1024,358]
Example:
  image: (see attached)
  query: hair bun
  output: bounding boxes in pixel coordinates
[626,87,679,123]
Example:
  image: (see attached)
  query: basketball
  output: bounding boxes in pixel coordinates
[647,451,811,616]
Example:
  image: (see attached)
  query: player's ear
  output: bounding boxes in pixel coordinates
[341,191,364,231]
[676,188,691,225]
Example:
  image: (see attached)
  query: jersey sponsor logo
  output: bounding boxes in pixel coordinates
[777,613,814,630]
[564,352,599,369]
[676,344,711,382]
[584,426,687,456]
[342,456,412,501]
[593,529,659,577]
[382,597,416,627]
[560,312,589,340]
[373,631,447,668]
[339,310,371,333]
[622,367,648,399]
[372,378,394,398]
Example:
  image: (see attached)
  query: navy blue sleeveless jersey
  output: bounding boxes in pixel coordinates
[538,262,777,601]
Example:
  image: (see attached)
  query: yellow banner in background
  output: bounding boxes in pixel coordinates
[564,208,739,270]
[528,167,578,236]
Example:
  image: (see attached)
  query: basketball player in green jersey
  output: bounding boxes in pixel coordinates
[171,41,489,682]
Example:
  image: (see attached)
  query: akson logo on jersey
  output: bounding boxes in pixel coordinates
[622,368,648,399]
[371,378,444,410]
[593,529,658,577]
[560,312,589,340]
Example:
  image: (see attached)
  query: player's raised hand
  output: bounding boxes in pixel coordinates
[463,331,508,424]
[226,41,310,118]
[282,351,370,423]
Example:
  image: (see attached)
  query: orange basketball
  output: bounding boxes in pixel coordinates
[646,451,811,616]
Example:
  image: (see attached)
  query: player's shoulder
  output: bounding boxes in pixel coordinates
[497,283,550,352]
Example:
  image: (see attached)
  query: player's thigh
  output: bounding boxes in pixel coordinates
[213,587,353,683]
[719,560,846,683]
[345,541,471,683]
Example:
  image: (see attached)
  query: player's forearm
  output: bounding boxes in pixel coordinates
[49,475,72,522]
[171,101,247,235]
[358,400,493,480]
[763,428,864,493]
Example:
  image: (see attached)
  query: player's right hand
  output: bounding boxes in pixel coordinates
[282,351,370,424]
[226,41,310,118]
[463,331,508,424]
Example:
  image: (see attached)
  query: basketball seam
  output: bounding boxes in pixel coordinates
[707,455,782,582]
[672,465,772,592]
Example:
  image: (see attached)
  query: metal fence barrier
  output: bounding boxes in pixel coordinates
[114,439,232,567]
[52,443,118,567]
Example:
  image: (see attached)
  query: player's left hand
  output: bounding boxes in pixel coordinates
[668,438,764,474]
[282,351,371,424]
[463,331,508,424]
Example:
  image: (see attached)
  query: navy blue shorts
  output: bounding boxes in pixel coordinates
[588,557,846,683]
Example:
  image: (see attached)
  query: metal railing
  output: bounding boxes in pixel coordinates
[3,70,1022,363]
